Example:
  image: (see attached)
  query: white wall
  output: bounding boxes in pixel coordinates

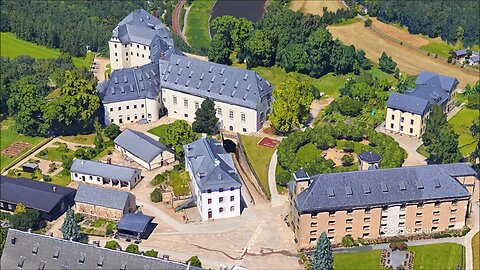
[161,88,260,133]
[104,98,162,125]
[115,144,173,171]
[70,170,141,189]
[380,205,402,237]
[109,39,151,70]
[385,108,426,137]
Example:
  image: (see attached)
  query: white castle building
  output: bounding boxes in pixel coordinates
[99,9,273,133]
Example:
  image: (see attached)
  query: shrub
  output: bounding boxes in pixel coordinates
[7,169,15,176]
[435,54,438,58]
[341,235,356,247]
[38,149,47,156]
[42,175,51,182]
[57,143,69,153]
[427,52,430,56]
[343,141,355,153]
[276,171,293,187]
[125,244,140,254]
[397,242,408,251]
[447,56,453,63]
[173,162,185,172]
[150,188,163,203]
[105,240,119,250]
[151,172,167,186]
[144,249,158,258]
[106,227,113,236]
[364,18,372,27]
[389,242,398,250]
[341,155,354,166]
[74,213,84,223]
[186,256,202,267]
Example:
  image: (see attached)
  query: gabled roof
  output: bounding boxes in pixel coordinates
[453,49,468,57]
[114,129,172,163]
[386,92,430,115]
[415,71,458,93]
[0,229,203,270]
[183,137,242,190]
[159,54,273,110]
[435,163,478,177]
[0,176,75,213]
[117,212,154,233]
[113,9,173,47]
[74,184,132,211]
[295,163,471,214]
[71,159,140,184]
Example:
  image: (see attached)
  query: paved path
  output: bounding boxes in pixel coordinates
[268,150,284,207]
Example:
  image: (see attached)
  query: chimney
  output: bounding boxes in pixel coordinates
[52,187,57,193]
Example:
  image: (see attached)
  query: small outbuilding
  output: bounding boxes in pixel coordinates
[21,162,38,173]
[358,152,382,171]
[117,212,154,240]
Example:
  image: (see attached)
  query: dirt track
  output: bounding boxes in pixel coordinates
[328,21,479,87]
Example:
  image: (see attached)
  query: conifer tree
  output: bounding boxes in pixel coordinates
[312,232,333,270]
[61,208,82,242]
[192,98,218,135]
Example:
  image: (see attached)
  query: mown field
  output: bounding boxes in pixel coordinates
[328,21,478,87]
[290,0,344,16]
[1,32,90,68]
[449,107,479,156]
[185,0,215,51]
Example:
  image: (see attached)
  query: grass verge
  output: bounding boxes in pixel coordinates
[59,134,96,145]
[448,107,479,156]
[185,0,215,51]
[473,232,479,270]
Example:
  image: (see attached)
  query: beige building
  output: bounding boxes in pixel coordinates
[74,184,136,220]
[288,163,476,248]
[385,72,458,137]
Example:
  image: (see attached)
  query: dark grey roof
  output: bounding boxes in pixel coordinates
[406,71,458,107]
[294,168,310,181]
[0,176,75,212]
[183,137,242,190]
[98,62,161,104]
[436,163,477,177]
[0,229,202,270]
[22,162,38,169]
[159,54,273,110]
[469,54,480,63]
[113,9,173,47]
[71,159,140,184]
[295,163,471,214]
[117,212,154,233]
[387,92,430,115]
[453,49,468,57]
[114,129,172,163]
[358,152,382,163]
[74,184,131,211]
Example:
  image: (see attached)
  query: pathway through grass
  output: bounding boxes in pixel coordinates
[185,0,215,51]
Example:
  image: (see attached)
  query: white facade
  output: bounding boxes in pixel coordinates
[109,39,151,70]
[104,98,162,125]
[115,144,175,170]
[162,88,264,133]
[186,162,241,221]
[70,170,141,190]
[385,108,428,138]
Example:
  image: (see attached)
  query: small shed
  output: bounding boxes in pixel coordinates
[22,162,38,173]
[117,212,154,240]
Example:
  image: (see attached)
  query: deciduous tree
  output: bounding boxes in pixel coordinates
[379,52,397,73]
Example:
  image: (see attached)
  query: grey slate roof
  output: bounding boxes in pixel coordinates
[294,168,310,181]
[0,176,75,212]
[183,137,242,191]
[0,229,202,270]
[74,184,131,211]
[453,49,468,57]
[386,92,430,115]
[117,212,154,233]
[114,129,172,163]
[98,61,161,104]
[358,152,382,163]
[71,159,140,184]
[295,163,471,214]
[113,9,173,47]
[435,163,478,177]
[159,54,273,110]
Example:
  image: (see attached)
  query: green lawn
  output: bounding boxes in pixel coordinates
[473,232,480,270]
[240,135,276,198]
[448,107,479,156]
[147,124,169,138]
[252,66,288,87]
[333,243,464,270]
[49,169,72,186]
[1,32,90,68]
[331,17,362,26]
[410,243,464,270]
[416,144,429,158]
[334,250,383,270]
[167,171,191,196]
[420,42,453,59]
[335,140,366,154]
[59,133,97,145]
[297,143,322,163]
[185,0,215,51]
[1,118,45,170]
[93,145,114,160]
[35,146,74,162]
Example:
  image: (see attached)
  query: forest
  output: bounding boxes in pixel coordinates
[363,0,480,47]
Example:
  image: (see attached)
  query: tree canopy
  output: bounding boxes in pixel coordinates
[313,232,333,270]
[379,52,397,73]
[9,209,41,231]
[60,208,82,242]
[157,120,198,156]
[192,99,219,135]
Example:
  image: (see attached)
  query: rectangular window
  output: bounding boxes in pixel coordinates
[173,96,177,104]
[416,212,423,217]
[329,212,335,217]
[391,115,395,120]
[311,222,318,227]
[400,125,404,131]
[433,211,440,216]
[401,117,404,123]
[208,198,212,204]
[310,230,317,235]
[328,220,335,225]
[363,225,370,231]
[126,106,129,110]
[448,224,455,229]
[219,197,224,203]
[144,45,146,50]
[347,209,353,215]
[327,228,334,234]
[217,108,222,116]
[230,196,234,202]
[114,44,117,48]
[241,113,246,122]
[207,189,212,193]
[363,233,369,237]
[345,227,352,232]
[137,53,139,57]
[118,107,121,111]
[184,99,188,108]
[110,108,113,112]
[399,214,406,219]
[346,218,353,224]
[126,52,128,56]
[365,208,371,214]
[399,222,405,227]
[229,110,234,120]
[390,123,394,129]
[449,217,456,222]
[364,217,370,222]
[432,226,438,231]
[415,220,422,226]
[142,54,144,58]
[134,105,137,109]
[450,209,457,214]
[141,104,145,108]
[115,52,118,56]
[411,119,414,125]
[410,128,413,133]
[432,219,439,224]
[137,44,139,48]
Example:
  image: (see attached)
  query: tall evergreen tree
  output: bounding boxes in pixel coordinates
[378,52,397,73]
[61,208,82,242]
[192,99,219,135]
[312,232,333,270]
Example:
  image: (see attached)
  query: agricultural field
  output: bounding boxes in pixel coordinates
[185,0,215,51]
[1,32,91,68]
[290,0,344,16]
[328,21,478,87]
[1,119,45,170]
[448,107,479,156]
